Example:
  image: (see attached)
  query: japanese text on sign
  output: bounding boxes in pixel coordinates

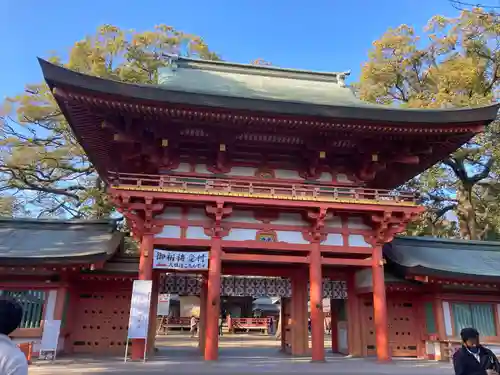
[153,249,209,270]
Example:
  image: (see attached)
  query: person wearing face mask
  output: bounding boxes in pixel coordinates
[0,297,28,375]
[453,327,500,375]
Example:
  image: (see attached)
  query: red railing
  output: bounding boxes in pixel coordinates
[109,172,417,205]
[166,317,190,326]
[231,317,271,329]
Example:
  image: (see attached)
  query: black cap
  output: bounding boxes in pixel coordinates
[460,327,480,342]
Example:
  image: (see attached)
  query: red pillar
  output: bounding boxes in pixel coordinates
[131,233,154,360]
[372,246,390,362]
[204,238,222,361]
[199,275,208,353]
[146,272,159,357]
[309,241,325,362]
[291,273,308,355]
[346,273,362,356]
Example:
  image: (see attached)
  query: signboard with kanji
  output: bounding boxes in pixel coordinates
[127,280,153,339]
[153,249,209,270]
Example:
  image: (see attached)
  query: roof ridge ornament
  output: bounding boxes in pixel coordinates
[337,70,351,88]
[158,54,179,84]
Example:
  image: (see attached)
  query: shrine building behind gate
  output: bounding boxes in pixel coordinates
[34,56,499,362]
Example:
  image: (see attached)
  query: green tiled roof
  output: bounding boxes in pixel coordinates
[384,236,500,278]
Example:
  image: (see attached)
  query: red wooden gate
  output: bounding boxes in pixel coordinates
[70,288,132,354]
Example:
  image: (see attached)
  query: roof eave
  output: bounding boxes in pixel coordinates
[405,265,500,283]
[38,58,500,125]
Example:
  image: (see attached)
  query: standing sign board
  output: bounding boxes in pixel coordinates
[153,249,209,270]
[124,280,153,362]
[39,319,62,361]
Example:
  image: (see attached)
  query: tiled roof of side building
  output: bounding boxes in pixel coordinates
[0,218,124,265]
[384,236,500,279]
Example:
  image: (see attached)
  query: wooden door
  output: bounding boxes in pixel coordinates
[71,289,132,354]
[361,296,418,357]
[388,300,418,357]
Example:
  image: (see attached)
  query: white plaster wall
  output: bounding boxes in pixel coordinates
[318,172,332,182]
[442,301,453,336]
[194,164,210,174]
[272,213,305,226]
[324,214,342,228]
[186,227,210,240]
[275,231,308,244]
[346,217,370,229]
[274,169,301,179]
[157,225,182,238]
[323,234,343,246]
[226,166,257,176]
[171,162,191,173]
[157,207,183,220]
[187,208,207,221]
[347,235,371,247]
[225,228,257,241]
[336,173,353,183]
[44,290,57,320]
[224,210,260,223]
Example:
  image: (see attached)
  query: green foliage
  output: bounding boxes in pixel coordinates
[0,25,219,218]
[357,9,500,240]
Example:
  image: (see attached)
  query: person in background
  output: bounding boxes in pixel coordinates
[189,315,198,338]
[219,309,227,336]
[0,297,28,375]
[453,327,500,375]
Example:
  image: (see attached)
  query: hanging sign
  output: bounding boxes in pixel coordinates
[153,249,209,270]
[127,280,153,339]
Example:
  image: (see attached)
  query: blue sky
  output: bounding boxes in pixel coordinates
[1,0,459,99]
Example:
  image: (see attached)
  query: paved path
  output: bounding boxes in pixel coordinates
[29,334,454,374]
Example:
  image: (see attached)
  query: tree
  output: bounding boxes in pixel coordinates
[357,9,500,240]
[0,25,220,218]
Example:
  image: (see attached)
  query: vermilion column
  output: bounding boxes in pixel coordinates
[309,241,325,361]
[205,238,222,361]
[131,233,154,360]
[199,275,208,353]
[146,272,159,357]
[346,273,362,356]
[291,274,308,355]
[372,246,390,362]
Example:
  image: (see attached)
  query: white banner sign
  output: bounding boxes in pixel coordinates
[127,280,153,339]
[153,249,209,270]
[157,294,171,316]
[40,319,61,358]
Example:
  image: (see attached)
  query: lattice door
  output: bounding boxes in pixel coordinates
[361,298,418,357]
[71,290,131,354]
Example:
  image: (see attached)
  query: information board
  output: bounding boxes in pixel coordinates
[39,319,61,360]
[127,280,153,339]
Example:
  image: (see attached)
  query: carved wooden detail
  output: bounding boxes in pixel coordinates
[205,202,232,238]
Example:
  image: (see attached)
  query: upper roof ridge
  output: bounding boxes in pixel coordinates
[163,54,351,86]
